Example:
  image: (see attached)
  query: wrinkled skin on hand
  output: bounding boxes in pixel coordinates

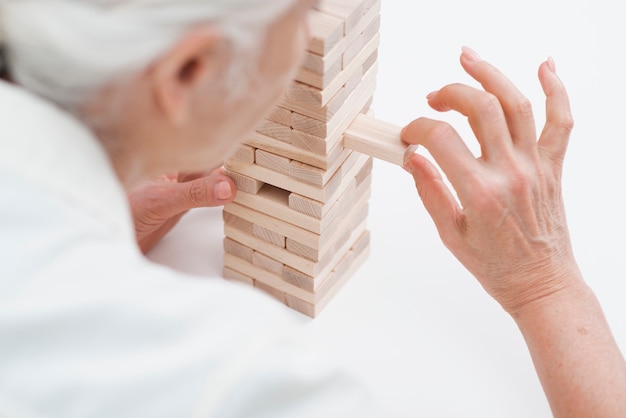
[402,47,580,316]
[128,167,236,254]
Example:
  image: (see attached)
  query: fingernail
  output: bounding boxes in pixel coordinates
[547,56,556,73]
[214,180,232,200]
[461,46,482,62]
[426,90,438,100]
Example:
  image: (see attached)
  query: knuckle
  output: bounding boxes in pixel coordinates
[186,180,209,205]
[556,113,575,135]
[477,93,503,119]
[513,96,534,120]
[425,120,456,143]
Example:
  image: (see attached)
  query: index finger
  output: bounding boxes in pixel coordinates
[402,117,482,198]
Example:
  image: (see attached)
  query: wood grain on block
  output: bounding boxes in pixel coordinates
[225,158,337,202]
[288,154,371,218]
[295,59,342,90]
[282,220,368,292]
[224,237,254,263]
[224,228,370,315]
[223,211,254,235]
[289,70,377,156]
[288,148,351,187]
[268,106,293,128]
[256,119,292,143]
[282,56,376,126]
[343,15,380,69]
[344,113,417,166]
[307,10,344,55]
[253,224,286,248]
[225,223,318,276]
[301,0,381,76]
[229,144,255,165]
[224,253,316,304]
[286,195,369,262]
[296,32,379,102]
[252,252,284,276]
[255,149,291,175]
[285,231,371,317]
[225,152,368,203]
[224,169,264,194]
[234,183,343,234]
[246,130,344,170]
[224,202,320,249]
[224,215,367,282]
[316,0,366,35]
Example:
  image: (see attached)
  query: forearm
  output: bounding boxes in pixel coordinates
[514,279,626,418]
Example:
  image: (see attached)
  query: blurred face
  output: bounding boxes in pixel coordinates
[182,0,316,172]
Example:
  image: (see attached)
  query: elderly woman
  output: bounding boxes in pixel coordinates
[1,0,625,417]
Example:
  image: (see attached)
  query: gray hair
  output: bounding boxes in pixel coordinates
[0,0,296,111]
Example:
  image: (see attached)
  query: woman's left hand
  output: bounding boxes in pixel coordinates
[128,167,236,254]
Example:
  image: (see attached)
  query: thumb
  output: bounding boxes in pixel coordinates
[174,170,237,211]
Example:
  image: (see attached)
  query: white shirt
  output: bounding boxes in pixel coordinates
[0,81,377,418]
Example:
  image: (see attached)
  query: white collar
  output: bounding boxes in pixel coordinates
[0,81,135,241]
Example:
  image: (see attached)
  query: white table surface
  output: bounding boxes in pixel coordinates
[148,1,626,416]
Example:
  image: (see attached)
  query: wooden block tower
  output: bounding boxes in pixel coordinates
[222,0,415,317]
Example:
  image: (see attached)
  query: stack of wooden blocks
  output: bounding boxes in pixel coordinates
[222,0,415,317]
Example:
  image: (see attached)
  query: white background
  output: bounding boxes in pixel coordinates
[149,1,626,417]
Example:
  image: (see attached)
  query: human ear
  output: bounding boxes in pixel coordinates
[150,27,223,125]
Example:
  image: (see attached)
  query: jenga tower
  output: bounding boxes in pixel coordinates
[222,0,413,317]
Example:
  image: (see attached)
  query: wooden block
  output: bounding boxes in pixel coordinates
[297,32,379,104]
[225,151,368,203]
[289,68,377,156]
[256,119,292,143]
[255,149,291,175]
[286,195,369,262]
[280,61,377,124]
[344,113,417,166]
[225,202,320,249]
[342,14,380,69]
[254,280,287,304]
[223,211,254,235]
[225,157,337,202]
[224,226,370,310]
[316,0,366,36]
[223,267,254,286]
[301,0,381,76]
[234,183,343,234]
[225,252,315,304]
[268,106,293,128]
[224,231,370,318]
[225,223,318,276]
[224,216,367,279]
[224,237,254,263]
[295,58,342,90]
[224,169,264,194]
[245,130,344,170]
[288,153,371,218]
[284,231,371,317]
[228,144,255,165]
[288,148,351,187]
[282,219,368,292]
[307,9,344,55]
[252,251,284,276]
[253,224,286,248]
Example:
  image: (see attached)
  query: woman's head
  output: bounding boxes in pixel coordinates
[0,0,298,109]
[0,0,315,186]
